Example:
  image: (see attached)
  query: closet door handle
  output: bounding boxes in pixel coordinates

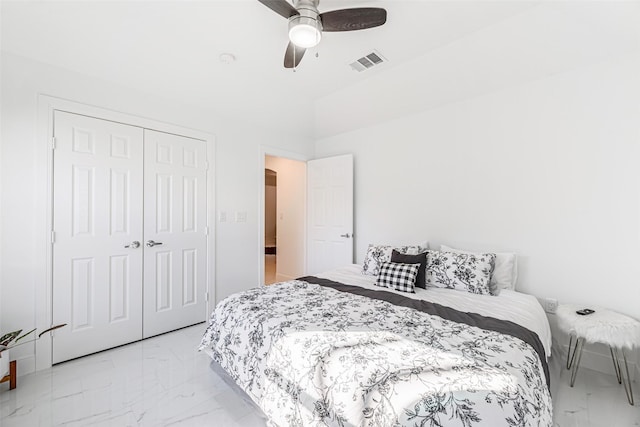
[340,233,351,238]
[125,241,140,249]
[146,240,163,248]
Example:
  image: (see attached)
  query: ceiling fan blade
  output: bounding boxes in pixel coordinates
[284,42,306,68]
[320,8,387,32]
[258,0,299,19]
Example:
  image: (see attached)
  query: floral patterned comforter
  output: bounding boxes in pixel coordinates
[199,280,552,427]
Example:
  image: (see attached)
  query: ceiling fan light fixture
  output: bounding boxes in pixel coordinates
[288,15,322,48]
[257,0,387,69]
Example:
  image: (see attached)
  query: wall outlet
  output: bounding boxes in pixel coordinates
[218,211,227,222]
[543,298,558,314]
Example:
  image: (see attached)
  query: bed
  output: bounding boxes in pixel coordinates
[199,263,553,426]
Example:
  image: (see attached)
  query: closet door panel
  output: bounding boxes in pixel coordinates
[52,111,144,364]
[143,129,207,338]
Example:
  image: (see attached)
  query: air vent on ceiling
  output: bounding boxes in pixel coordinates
[349,50,386,72]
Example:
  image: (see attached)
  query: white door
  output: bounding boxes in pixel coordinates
[52,111,144,363]
[307,154,354,274]
[142,130,208,338]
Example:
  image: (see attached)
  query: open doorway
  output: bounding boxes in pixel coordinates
[264,168,278,285]
[263,155,306,285]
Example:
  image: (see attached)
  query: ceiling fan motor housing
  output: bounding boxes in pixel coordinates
[288,0,323,48]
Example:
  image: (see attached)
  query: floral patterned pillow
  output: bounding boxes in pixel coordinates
[362,243,427,276]
[426,250,496,295]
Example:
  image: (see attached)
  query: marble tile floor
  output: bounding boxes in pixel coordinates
[264,254,277,285]
[0,325,265,427]
[1,324,638,426]
[552,361,639,427]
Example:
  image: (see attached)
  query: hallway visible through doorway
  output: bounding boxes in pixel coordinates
[264,254,277,285]
[264,167,277,285]
[263,155,306,285]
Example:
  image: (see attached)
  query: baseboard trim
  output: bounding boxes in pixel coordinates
[10,355,36,379]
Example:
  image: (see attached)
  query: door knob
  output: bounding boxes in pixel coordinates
[146,240,163,248]
[125,241,140,249]
[340,233,351,238]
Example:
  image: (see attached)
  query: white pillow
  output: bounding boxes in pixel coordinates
[440,244,518,292]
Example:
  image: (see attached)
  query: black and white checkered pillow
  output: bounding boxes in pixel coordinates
[375,261,421,293]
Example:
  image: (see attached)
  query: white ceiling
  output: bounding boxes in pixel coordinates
[315,1,640,137]
[2,1,639,139]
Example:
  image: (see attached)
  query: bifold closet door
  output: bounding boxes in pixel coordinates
[142,130,207,338]
[52,111,144,364]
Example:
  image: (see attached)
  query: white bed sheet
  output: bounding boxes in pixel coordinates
[315,264,552,357]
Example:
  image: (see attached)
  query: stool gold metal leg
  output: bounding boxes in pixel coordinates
[615,348,634,406]
[610,346,622,384]
[566,335,575,370]
[569,338,585,387]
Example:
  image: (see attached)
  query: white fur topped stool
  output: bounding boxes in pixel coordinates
[556,304,640,405]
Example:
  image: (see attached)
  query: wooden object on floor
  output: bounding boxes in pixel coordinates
[1,360,17,390]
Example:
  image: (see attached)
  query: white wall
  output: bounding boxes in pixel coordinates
[0,52,314,373]
[316,53,640,322]
[265,156,306,281]
[0,4,4,338]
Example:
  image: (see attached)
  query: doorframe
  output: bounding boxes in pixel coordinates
[258,146,309,286]
[36,94,216,371]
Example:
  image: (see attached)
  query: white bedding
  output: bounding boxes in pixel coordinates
[316,263,552,357]
[202,274,553,426]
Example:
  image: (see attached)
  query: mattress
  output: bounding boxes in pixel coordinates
[200,266,553,426]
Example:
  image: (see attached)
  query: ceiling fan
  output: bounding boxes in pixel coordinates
[258,0,387,68]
